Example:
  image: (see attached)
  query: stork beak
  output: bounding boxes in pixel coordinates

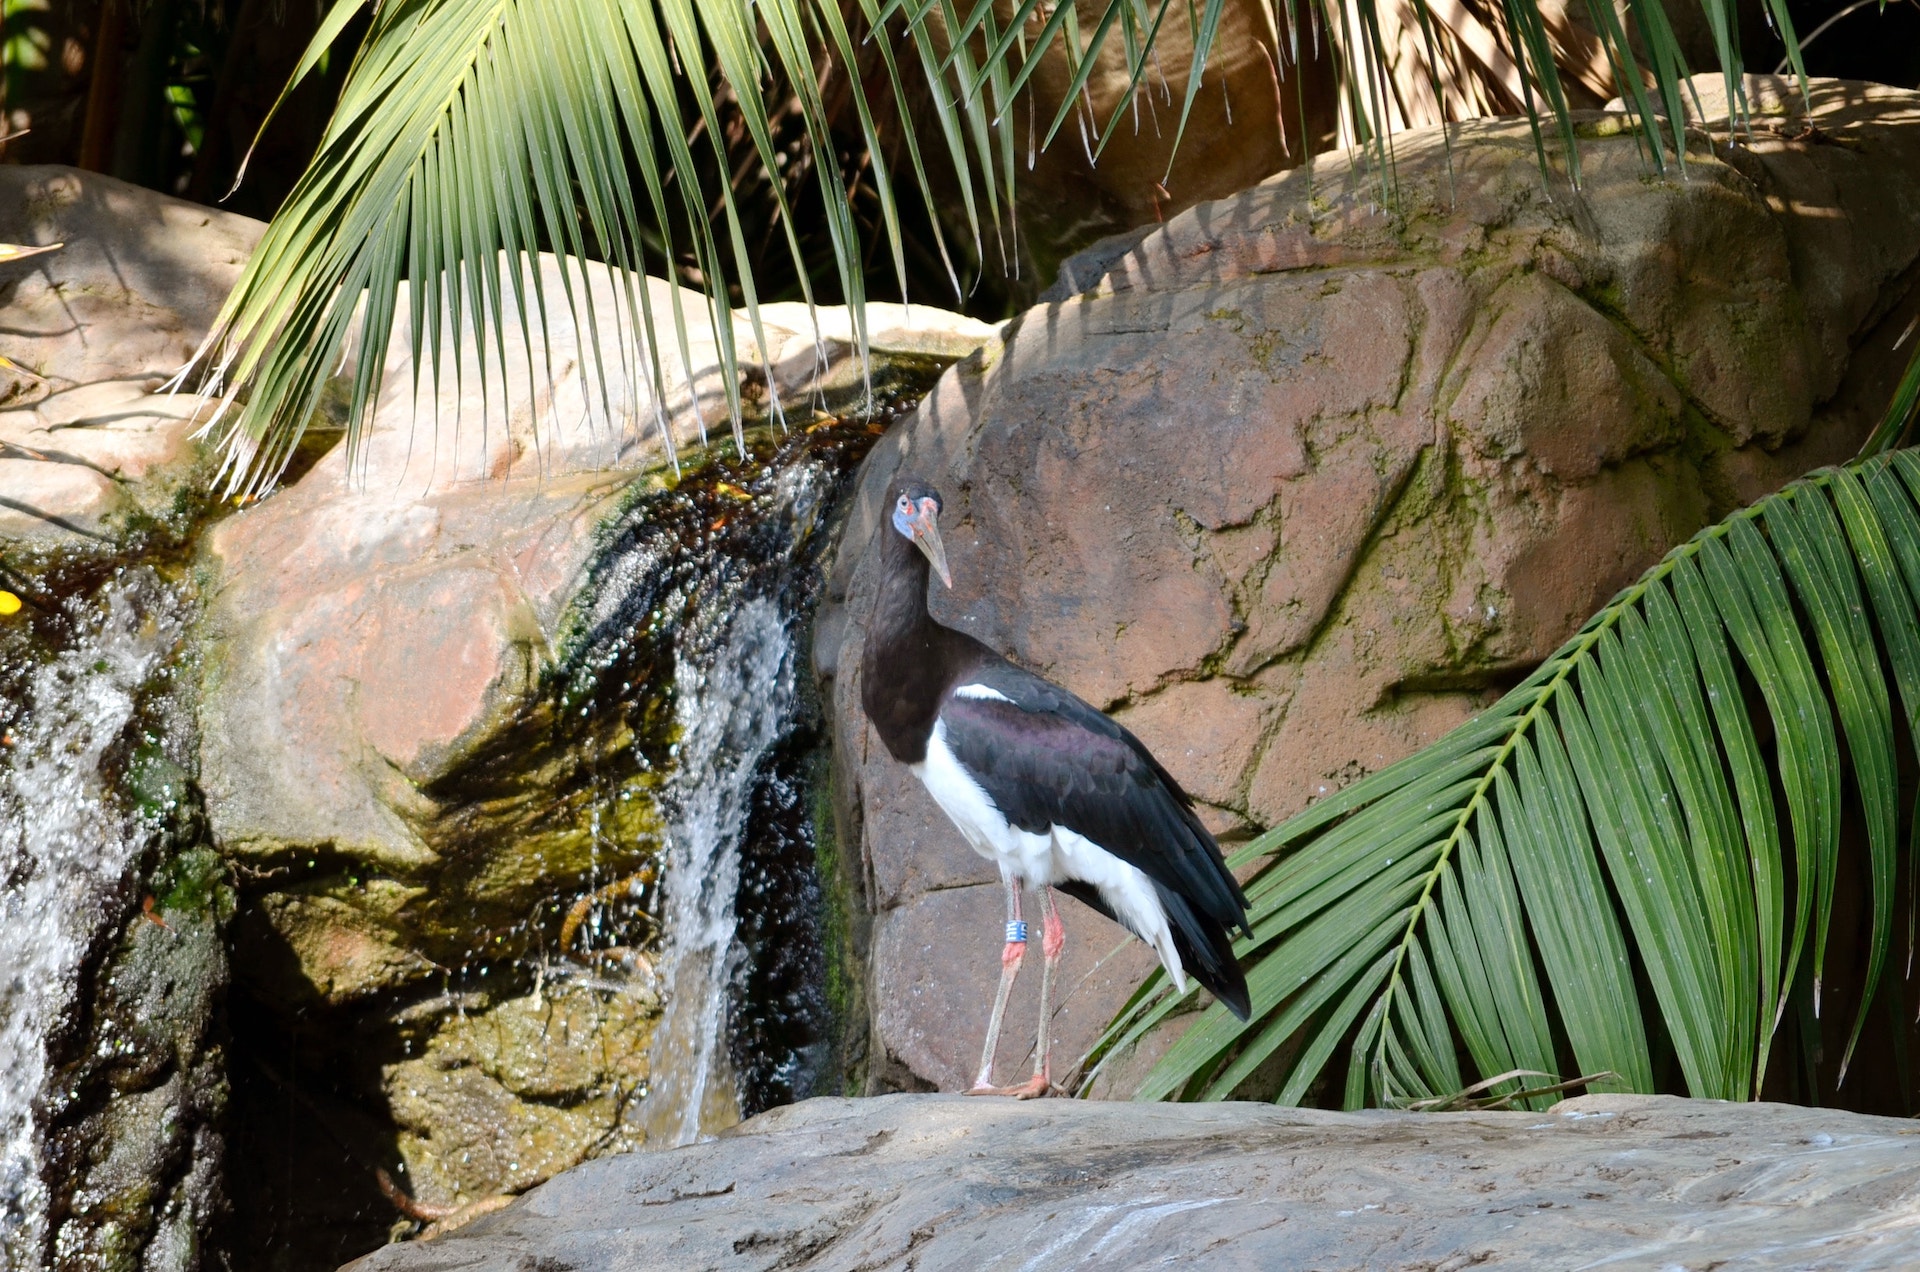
[911,502,952,588]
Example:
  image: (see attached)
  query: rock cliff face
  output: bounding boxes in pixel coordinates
[817,77,1920,1095]
[0,167,252,1272]
[343,1092,1920,1271]
[191,281,986,1260]
[0,163,994,1271]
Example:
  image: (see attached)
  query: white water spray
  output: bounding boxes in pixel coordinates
[642,597,799,1148]
[0,571,183,1268]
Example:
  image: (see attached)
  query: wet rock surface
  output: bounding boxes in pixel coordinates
[0,177,243,1256]
[0,556,226,1272]
[818,77,1920,1095]
[210,417,909,1271]
[343,1092,1920,1271]
[36,847,231,1272]
[190,266,983,1265]
[0,163,992,1271]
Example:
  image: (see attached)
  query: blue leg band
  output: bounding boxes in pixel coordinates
[1006,920,1029,944]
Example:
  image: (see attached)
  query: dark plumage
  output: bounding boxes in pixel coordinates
[860,475,1251,1096]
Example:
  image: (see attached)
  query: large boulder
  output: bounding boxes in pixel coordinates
[200,266,995,895]
[817,77,1920,1094]
[344,1093,1920,1270]
[0,166,261,390]
[0,167,261,554]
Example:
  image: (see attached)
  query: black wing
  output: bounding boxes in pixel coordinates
[938,656,1251,939]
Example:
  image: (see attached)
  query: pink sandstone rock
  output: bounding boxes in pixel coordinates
[817,77,1920,1095]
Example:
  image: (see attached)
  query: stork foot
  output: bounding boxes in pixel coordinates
[964,1073,1053,1099]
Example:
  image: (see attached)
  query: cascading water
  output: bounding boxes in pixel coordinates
[646,595,792,1146]
[0,360,934,1272]
[0,568,189,1267]
[563,434,875,1147]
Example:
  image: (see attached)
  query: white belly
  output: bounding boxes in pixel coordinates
[909,720,1186,989]
[910,719,1054,880]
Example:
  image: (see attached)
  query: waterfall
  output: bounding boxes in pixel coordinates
[0,362,933,1270]
[643,595,793,1147]
[567,452,854,1148]
[0,570,185,1266]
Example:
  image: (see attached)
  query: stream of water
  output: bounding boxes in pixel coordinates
[0,367,926,1270]
[565,447,860,1147]
[0,570,187,1266]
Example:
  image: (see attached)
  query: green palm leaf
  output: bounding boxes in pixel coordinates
[185,0,992,494]
[1099,443,1920,1108]
[191,0,1801,492]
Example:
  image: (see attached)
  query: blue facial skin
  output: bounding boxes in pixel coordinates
[892,500,915,540]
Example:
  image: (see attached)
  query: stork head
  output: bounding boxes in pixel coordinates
[889,477,951,588]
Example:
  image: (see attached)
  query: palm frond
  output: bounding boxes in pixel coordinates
[1096,443,1920,1108]
[186,0,994,495]
[195,0,1804,493]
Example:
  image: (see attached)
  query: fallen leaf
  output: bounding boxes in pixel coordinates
[0,242,63,265]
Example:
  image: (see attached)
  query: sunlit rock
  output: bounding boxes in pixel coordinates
[0,166,256,554]
[0,167,260,391]
[383,982,656,1209]
[344,1093,1920,1271]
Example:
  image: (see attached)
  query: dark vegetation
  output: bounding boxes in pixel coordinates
[12,0,1915,325]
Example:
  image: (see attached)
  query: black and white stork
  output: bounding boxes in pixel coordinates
[860,476,1252,1098]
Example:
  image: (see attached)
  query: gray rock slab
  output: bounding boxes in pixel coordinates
[345,1093,1920,1271]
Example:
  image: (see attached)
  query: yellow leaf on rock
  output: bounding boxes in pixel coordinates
[0,243,62,264]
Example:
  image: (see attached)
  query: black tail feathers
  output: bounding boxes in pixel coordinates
[1159,885,1252,1021]
[1056,879,1251,1022]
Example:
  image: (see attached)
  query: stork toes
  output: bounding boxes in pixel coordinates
[965,1073,1055,1099]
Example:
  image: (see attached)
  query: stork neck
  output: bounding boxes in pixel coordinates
[861,523,967,762]
[872,523,936,644]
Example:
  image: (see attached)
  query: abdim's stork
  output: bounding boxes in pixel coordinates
[860,477,1252,1098]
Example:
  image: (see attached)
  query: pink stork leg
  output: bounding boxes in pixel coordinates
[1018,886,1066,1099]
[968,878,1027,1093]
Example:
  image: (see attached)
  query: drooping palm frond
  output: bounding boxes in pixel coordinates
[893,0,1804,197]
[185,0,988,494]
[192,0,1808,493]
[1095,441,1920,1109]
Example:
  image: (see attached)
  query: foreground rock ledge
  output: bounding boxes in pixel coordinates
[346,1093,1920,1270]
